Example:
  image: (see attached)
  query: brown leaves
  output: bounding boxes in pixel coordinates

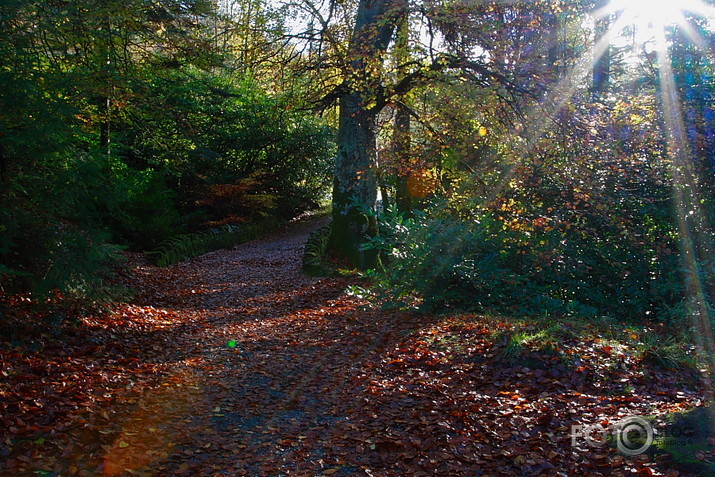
[0,218,706,476]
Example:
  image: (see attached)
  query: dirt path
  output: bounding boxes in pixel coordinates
[1,216,705,476]
[95,216,428,476]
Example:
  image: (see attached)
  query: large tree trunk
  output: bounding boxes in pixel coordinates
[329,92,380,268]
[327,0,400,268]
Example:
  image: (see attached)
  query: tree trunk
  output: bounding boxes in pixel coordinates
[392,8,413,215]
[99,95,111,156]
[393,102,412,213]
[327,0,401,268]
[329,93,380,268]
[0,139,7,202]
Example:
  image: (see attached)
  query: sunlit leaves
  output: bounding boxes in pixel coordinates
[0,218,705,475]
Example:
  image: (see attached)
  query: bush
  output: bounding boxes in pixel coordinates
[302,223,333,276]
[123,67,335,227]
[367,193,692,322]
[365,91,715,324]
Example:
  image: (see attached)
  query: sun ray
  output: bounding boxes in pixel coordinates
[651,16,715,402]
[487,8,649,201]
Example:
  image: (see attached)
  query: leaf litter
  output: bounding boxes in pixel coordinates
[0,216,708,476]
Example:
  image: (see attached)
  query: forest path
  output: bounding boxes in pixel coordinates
[1,216,705,476]
[94,215,430,476]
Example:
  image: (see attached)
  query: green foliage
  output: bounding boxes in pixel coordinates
[364,78,715,326]
[123,67,335,225]
[0,152,126,301]
[152,219,283,267]
[365,175,696,322]
[634,333,697,370]
[0,0,334,304]
[302,223,333,276]
[106,163,183,250]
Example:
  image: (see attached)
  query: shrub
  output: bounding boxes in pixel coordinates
[366,194,693,322]
[123,67,335,226]
[302,223,333,276]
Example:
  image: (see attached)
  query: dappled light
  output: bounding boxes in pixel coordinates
[3,0,715,474]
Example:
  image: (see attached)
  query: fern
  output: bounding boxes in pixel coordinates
[302,223,333,276]
[152,219,283,267]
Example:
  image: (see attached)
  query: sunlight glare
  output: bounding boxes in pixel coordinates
[609,0,702,27]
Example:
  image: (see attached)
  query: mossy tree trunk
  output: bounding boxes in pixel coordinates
[328,0,401,268]
[330,92,380,268]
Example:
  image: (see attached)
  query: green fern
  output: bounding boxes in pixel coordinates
[152,220,282,267]
[302,223,333,276]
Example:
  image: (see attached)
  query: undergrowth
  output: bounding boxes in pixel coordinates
[152,219,283,267]
[302,222,333,276]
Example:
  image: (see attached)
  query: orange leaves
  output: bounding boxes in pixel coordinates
[0,218,704,476]
[406,168,437,199]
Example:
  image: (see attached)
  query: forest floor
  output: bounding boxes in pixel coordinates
[0,216,712,476]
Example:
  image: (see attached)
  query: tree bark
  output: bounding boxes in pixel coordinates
[591,0,611,98]
[0,139,7,202]
[329,92,380,268]
[99,95,111,156]
[327,0,401,268]
[393,102,412,213]
[392,8,413,215]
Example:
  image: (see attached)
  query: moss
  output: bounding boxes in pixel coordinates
[647,406,715,475]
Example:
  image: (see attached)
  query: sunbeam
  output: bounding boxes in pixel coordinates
[609,0,701,26]
[487,0,715,405]
[489,7,652,201]
[652,18,715,404]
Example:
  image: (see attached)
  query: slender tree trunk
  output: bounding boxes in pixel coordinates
[99,95,111,156]
[99,10,113,156]
[393,103,412,213]
[0,140,7,202]
[546,11,561,83]
[392,8,412,214]
[591,0,611,98]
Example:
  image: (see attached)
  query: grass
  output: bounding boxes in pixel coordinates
[633,332,699,370]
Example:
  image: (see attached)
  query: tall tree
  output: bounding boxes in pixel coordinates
[591,0,612,98]
[391,7,414,214]
[327,0,403,267]
[294,0,590,266]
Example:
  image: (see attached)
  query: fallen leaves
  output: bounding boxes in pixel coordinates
[0,217,709,476]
